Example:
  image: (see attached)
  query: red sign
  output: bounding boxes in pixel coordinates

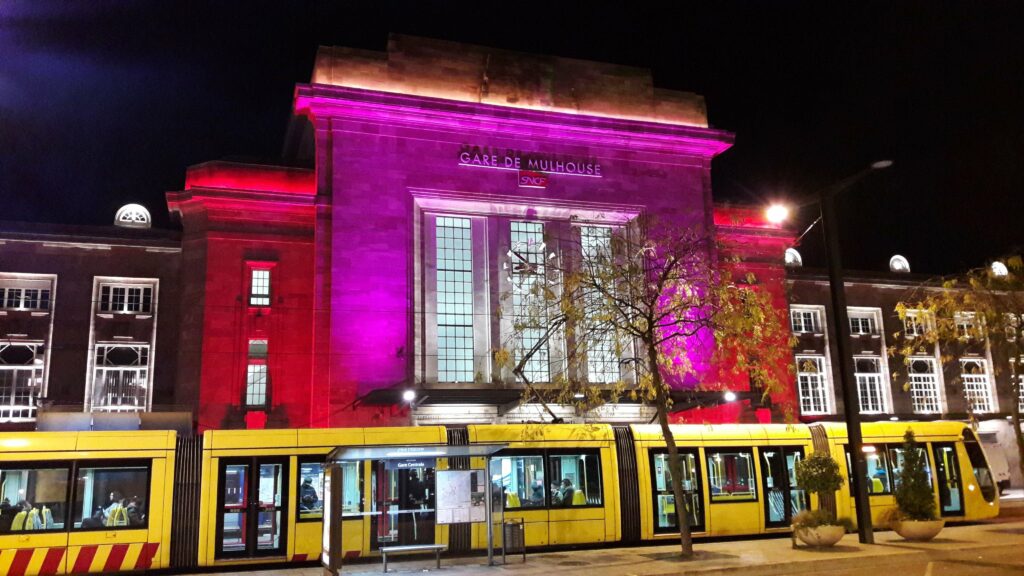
[518,170,548,188]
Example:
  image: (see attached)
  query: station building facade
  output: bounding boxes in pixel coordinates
[0,35,1019,485]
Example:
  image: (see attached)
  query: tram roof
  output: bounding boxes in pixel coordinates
[328,443,507,462]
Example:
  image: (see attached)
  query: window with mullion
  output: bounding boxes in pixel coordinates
[960,359,994,413]
[790,309,819,334]
[99,284,153,314]
[795,355,829,414]
[436,217,475,383]
[854,357,886,413]
[908,357,941,413]
[580,226,620,384]
[249,269,271,307]
[510,221,550,383]
[92,345,149,411]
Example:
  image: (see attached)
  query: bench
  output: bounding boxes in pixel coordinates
[380,544,447,573]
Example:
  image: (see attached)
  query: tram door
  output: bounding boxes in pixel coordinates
[370,460,436,549]
[650,449,705,533]
[216,457,289,559]
[933,443,964,516]
[761,447,807,527]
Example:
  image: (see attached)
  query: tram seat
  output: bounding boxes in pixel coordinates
[506,493,521,508]
[10,510,26,531]
[572,491,587,506]
[871,478,884,494]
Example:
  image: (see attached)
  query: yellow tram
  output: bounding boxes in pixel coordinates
[0,421,1000,574]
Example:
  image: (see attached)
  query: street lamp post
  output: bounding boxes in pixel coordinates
[774,160,892,545]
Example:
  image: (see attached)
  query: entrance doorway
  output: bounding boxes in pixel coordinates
[370,460,436,549]
[761,446,807,527]
[216,457,288,558]
[649,449,704,533]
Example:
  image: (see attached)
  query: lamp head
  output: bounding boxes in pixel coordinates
[765,204,789,225]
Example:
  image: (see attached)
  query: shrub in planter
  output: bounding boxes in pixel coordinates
[889,429,944,541]
[793,452,853,547]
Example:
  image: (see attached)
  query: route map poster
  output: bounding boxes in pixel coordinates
[436,469,487,524]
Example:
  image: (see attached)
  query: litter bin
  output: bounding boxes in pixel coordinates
[502,518,526,563]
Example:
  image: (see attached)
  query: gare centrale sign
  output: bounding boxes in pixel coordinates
[458,145,603,188]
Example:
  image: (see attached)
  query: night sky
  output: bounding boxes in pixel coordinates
[1,1,1021,274]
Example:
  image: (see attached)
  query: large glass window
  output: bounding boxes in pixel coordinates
[854,357,886,414]
[436,217,474,382]
[761,447,807,526]
[92,345,149,412]
[796,355,829,415]
[0,342,44,422]
[861,445,891,494]
[963,432,997,503]
[0,282,51,311]
[490,453,545,509]
[249,269,271,307]
[245,340,269,408]
[650,450,702,532]
[548,452,602,507]
[510,221,550,383]
[298,460,361,521]
[888,444,931,490]
[580,226,621,383]
[790,308,820,333]
[909,357,941,413]
[99,284,153,314]
[706,449,757,502]
[72,463,149,529]
[0,465,69,533]
[960,359,994,413]
[848,310,877,335]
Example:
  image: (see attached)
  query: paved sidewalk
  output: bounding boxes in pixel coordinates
[185,520,1024,576]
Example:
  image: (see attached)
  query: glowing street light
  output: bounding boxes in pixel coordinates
[765,204,790,225]
[402,389,416,402]
[723,391,737,402]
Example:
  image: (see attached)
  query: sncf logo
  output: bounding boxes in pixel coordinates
[518,170,548,188]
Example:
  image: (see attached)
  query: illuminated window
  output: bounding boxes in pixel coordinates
[889,444,930,490]
[954,312,977,339]
[706,449,757,502]
[245,340,269,408]
[861,446,891,494]
[0,343,44,422]
[790,307,820,334]
[491,453,545,509]
[903,310,931,338]
[436,217,474,382]
[71,464,149,529]
[908,357,941,413]
[848,308,878,335]
[960,359,994,413]
[0,281,51,311]
[548,452,602,507]
[580,226,621,383]
[510,221,550,383]
[795,355,829,415]
[854,357,886,414]
[99,284,153,314]
[0,465,70,533]
[249,269,271,307]
[92,345,149,412]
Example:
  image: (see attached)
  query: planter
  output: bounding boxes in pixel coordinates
[892,519,944,541]
[794,524,846,547]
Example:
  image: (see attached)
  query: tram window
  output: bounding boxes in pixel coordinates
[298,460,361,521]
[490,454,545,509]
[548,452,602,507]
[72,463,149,530]
[706,449,757,502]
[861,446,890,494]
[0,466,69,533]
[889,445,931,489]
[963,434,997,502]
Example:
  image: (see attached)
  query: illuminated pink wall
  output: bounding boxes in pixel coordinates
[295,84,741,426]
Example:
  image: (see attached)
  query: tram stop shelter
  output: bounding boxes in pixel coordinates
[322,443,507,574]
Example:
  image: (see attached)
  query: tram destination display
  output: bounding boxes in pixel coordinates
[435,469,487,524]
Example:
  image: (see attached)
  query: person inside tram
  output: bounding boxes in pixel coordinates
[299,477,320,511]
[554,478,575,506]
[530,480,544,504]
[126,496,145,526]
[103,490,128,527]
[0,498,15,532]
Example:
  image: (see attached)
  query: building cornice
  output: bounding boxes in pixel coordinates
[293,84,735,158]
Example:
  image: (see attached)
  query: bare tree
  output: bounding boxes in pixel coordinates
[496,214,792,557]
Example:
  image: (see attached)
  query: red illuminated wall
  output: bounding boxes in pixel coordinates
[168,162,320,431]
[671,206,797,424]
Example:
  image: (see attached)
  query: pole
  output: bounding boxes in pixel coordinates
[485,457,494,566]
[820,189,874,544]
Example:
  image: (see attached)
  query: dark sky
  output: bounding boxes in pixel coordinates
[1,1,1021,274]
